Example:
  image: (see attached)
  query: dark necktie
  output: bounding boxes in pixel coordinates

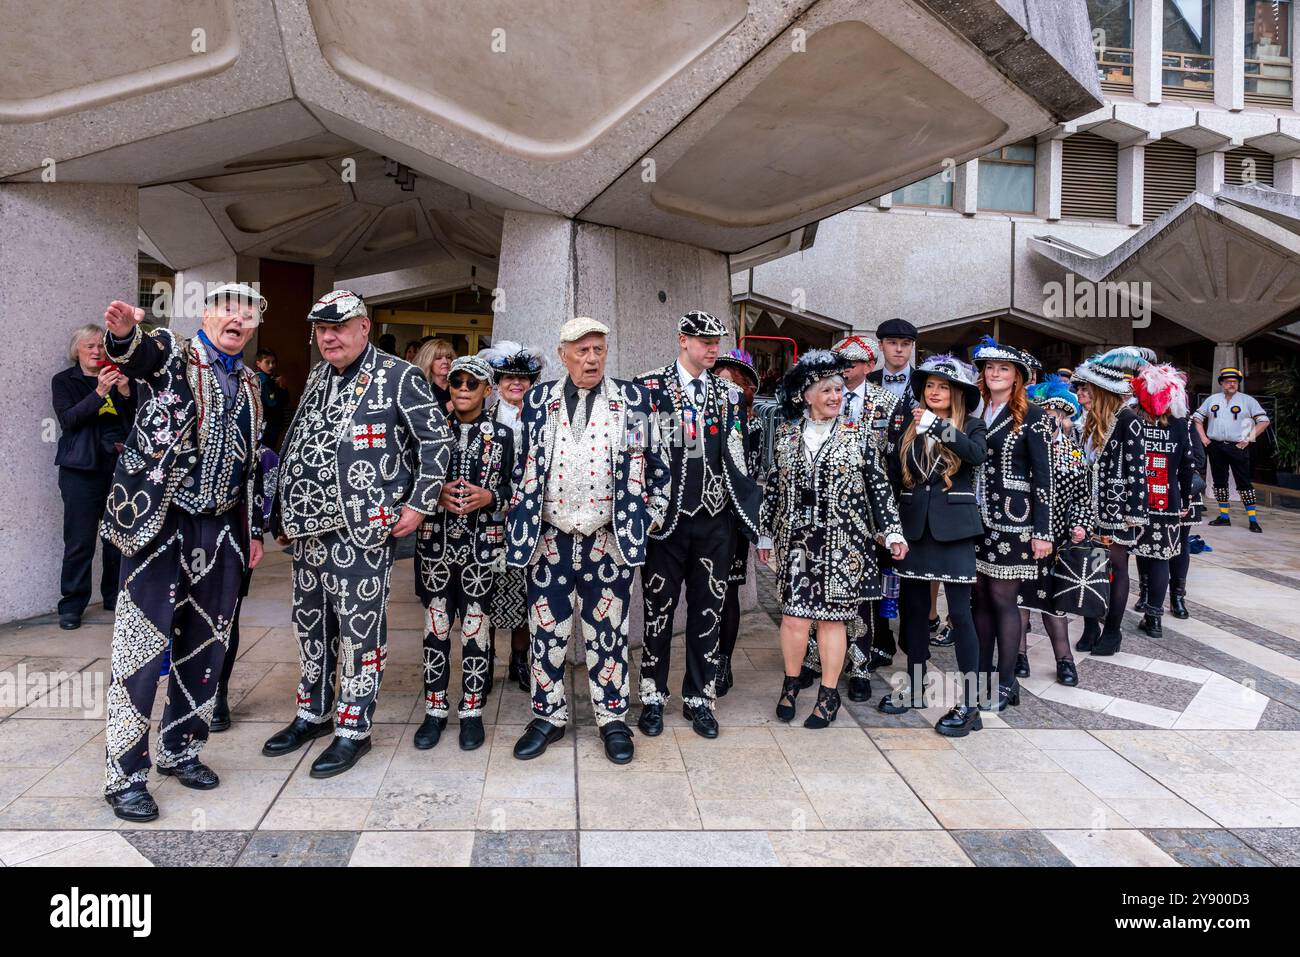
[690,379,704,408]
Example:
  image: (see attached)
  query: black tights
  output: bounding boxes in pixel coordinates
[974,575,1023,691]
[1104,543,1131,632]
[1041,613,1074,662]
[1170,527,1190,582]
[901,578,977,705]
[1136,556,1170,613]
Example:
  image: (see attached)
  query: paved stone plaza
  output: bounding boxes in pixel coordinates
[2,506,1300,867]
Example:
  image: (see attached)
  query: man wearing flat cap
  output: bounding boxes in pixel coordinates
[868,318,918,404]
[506,317,670,765]
[633,310,760,739]
[99,283,268,822]
[264,289,452,778]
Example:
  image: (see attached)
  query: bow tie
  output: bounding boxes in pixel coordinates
[884,372,907,384]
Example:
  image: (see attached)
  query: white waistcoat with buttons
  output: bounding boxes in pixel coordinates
[541,391,616,536]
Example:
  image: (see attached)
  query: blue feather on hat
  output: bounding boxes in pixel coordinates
[1028,374,1081,419]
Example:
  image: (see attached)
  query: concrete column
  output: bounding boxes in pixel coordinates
[1118,144,1146,225]
[492,211,731,379]
[1214,0,1245,111]
[954,159,979,215]
[1036,136,1064,221]
[1213,341,1241,376]
[0,184,137,624]
[1275,156,1300,194]
[1133,0,1164,104]
[1197,149,1226,193]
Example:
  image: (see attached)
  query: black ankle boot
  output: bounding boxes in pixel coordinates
[1134,570,1149,612]
[1015,653,1031,678]
[1092,626,1123,657]
[209,690,231,732]
[1076,618,1100,653]
[1137,613,1163,638]
[1169,579,1189,619]
[803,685,842,729]
[776,675,802,722]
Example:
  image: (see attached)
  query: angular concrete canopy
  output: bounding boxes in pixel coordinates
[0,0,1101,256]
[1028,185,1300,343]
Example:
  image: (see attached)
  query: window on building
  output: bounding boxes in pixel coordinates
[1246,0,1292,106]
[1089,0,1135,92]
[1163,0,1215,99]
[1225,145,1276,186]
[892,169,953,208]
[978,142,1037,213]
[1061,132,1119,221]
[1143,138,1198,222]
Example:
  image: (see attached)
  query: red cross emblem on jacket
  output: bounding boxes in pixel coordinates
[352,423,387,449]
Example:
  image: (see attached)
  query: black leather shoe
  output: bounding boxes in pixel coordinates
[847,676,871,702]
[797,666,819,689]
[509,649,529,692]
[263,717,334,756]
[1249,521,1263,533]
[1014,653,1031,678]
[310,736,372,778]
[637,702,664,737]
[1209,515,1231,527]
[1139,613,1164,638]
[459,716,485,751]
[1075,618,1100,653]
[600,720,635,764]
[105,788,159,822]
[1057,658,1079,686]
[513,718,564,760]
[1133,571,1149,612]
[980,682,1021,712]
[157,760,219,790]
[413,715,447,750]
[209,691,231,732]
[935,704,983,737]
[58,614,80,630]
[683,703,719,739]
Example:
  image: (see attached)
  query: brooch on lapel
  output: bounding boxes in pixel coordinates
[355,372,371,396]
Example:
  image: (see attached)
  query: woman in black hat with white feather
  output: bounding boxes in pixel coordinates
[876,355,988,736]
[757,351,906,729]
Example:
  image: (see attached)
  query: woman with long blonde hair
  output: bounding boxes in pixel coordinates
[877,356,988,736]
[1070,347,1150,656]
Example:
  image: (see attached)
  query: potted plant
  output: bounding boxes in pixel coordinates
[1267,357,1300,498]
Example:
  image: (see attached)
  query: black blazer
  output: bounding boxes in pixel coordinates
[891,416,988,542]
[51,365,134,472]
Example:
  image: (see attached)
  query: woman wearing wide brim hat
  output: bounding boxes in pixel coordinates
[1070,346,1151,657]
[877,354,988,736]
[968,336,1053,712]
[760,350,907,729]
[1018,376,1090,688]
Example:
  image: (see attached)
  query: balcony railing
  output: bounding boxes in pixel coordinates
[1096,46,1134,92]
[1162,51,1215,99]
[1245,54,1294,106]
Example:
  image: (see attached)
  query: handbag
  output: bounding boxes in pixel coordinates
[1051,539,1111,618]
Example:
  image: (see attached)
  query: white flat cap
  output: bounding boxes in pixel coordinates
[204,282,267,313]
[559,316,610,343]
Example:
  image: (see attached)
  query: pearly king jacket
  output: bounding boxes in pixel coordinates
[760,417,903,604]
[633,364,761,542]
[99,326,264,557]
[276,344,452,549]
[417,411,515,566]
[506,376,671,568]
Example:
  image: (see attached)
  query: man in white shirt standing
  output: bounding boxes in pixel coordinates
[1194,367,1271,532]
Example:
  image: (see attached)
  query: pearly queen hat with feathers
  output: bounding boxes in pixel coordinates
[1073,345,1155,396]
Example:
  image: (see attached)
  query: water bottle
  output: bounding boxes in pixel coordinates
[881,568,900,619]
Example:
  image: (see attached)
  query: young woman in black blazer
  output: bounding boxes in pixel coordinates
[878,355,988,736]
